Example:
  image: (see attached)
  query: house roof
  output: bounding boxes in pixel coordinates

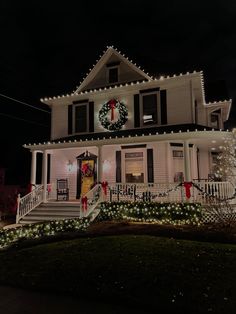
[205,100,232,121]
[40,46,206,106]
[74,46,153,93]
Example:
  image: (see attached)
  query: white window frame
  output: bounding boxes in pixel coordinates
[121,147,147,183]
[140,92,160,127]
[72,102,89,134]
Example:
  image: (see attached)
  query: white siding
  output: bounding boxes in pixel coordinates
[167,82,192,125]
[51,104,69,140]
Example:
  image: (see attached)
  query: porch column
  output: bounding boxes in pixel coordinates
[30,150,37,188]
[42,150,48,202]
[183,140,191,182]
[97,145,103,182]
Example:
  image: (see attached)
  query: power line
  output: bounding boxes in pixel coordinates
[0,93,51,114]
[0,112,49,128]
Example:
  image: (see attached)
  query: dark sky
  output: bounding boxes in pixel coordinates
[0,0,236,184]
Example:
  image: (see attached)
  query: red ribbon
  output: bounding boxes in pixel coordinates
[81,196,88,211]
[101,181,108,195]
[108,99,116,121]
[82,163,89,174]
[47,184,51,193]
[183,182,192,199]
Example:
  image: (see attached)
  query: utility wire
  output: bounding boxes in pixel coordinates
[0,112,49,128]
[0,93,51,114]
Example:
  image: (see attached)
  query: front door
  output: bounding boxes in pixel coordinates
[76,151,97,199]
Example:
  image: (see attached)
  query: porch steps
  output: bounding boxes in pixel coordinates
[19,203,81,224]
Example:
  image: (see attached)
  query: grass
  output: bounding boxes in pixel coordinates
[0,234,235,313]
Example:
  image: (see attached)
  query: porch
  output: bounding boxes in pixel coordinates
[16,180,235,224]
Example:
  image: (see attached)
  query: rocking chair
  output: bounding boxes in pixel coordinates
[56,179,69,201]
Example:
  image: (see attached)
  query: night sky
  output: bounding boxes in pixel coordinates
[0,0,236,184]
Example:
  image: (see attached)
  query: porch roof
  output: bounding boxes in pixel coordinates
[24,124,231,151]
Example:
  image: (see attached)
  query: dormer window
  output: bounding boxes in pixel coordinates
[210,109,221,129]
[106,61,120,84]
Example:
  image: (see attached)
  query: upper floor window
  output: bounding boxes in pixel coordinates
[210,109,221,129]
[106,61,120,84]
[73,102,89,133]
[140,90,159,126]
[108,67,118,84]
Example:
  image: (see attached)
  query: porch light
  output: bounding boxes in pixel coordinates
[67,160,73,172]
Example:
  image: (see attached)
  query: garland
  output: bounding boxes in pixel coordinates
[99,99,128,131]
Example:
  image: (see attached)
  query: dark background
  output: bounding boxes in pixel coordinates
[0,0,235,185]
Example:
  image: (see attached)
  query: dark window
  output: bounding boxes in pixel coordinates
[143,94,157,125]
[75,105,87,133]
[109,67,118,83]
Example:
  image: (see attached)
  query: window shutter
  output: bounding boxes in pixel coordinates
[134,94,140,127]
[116,151,122,183]
[160,90,167,125]
[68,104,73,135]
[147,148,154,183]
[89,101,94,132]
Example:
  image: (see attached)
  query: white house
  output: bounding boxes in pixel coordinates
[17,46,233,223]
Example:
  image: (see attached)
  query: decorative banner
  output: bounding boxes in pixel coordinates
[183,182,192,199]
[81,196,88,211]
[101,181,108,195]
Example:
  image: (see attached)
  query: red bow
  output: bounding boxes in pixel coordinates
[82,163,89,174]
[108,99,116,121]
[101,181,108,195]
[183,182,192,199]
[81,196,88,211]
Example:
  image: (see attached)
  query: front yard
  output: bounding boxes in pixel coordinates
[0,234,235,313]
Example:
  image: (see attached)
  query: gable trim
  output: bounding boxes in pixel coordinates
[75,46,153,93]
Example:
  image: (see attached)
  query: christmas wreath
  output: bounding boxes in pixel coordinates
[98,99,128,131]
[81,162,94,177]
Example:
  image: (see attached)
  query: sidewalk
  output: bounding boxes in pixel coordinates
[0,286,152,314]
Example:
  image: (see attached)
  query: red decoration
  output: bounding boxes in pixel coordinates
[81,196,88,211]
[101,181,108,196]
[81,162,93,177]
[183,182,192,199]
[108,99,116,121]
[47,184,51,193]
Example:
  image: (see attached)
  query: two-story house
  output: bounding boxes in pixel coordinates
[22,46,232,207]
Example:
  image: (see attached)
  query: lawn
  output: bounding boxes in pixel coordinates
[0,234,235,313]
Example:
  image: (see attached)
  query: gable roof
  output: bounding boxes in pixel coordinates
[74,46,153,93]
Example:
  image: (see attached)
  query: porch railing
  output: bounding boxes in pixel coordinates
[16,185,44,223]
[80,183,103,218]
[107,181,235,204]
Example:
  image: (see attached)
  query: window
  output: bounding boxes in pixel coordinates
[210,109,221,129]
[140,92,159,126]
[173,150,183,158]
[108,67,118,84]
[125,152,144,183]
[73,103,89,133]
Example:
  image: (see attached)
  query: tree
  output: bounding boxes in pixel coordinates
[213,129,236,184]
